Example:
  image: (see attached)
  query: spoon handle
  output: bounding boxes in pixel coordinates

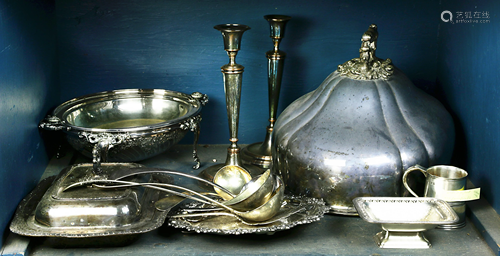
[171,212,270,226]
[171,205,306,226]
[92,181,214,206]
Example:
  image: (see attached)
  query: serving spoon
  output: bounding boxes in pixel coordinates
[112,166,252,202]
[77,176,285,223]
[173,177,284,223]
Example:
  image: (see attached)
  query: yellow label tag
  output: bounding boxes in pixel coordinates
[435,188,481,201]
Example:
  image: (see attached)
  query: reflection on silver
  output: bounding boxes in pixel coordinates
[353,197,458,248]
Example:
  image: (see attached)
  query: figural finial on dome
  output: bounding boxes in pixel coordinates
[337,24,394,80]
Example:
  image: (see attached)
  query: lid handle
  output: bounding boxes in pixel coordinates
[338,24,394,80]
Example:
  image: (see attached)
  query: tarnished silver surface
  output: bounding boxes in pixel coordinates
[241,15,291,169]
[39,89,207,172]
[199,24,263,181]
[272,24,455,215]
[9,163,171,237]
[168,195,328,235]
[353,197,458,248]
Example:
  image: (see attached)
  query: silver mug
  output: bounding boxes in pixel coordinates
[403,165,467,229]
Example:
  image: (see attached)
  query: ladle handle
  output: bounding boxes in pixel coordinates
[114,168,236,198]
[172,212,236,219]
[402,165,428,198]
[94,182,213,206]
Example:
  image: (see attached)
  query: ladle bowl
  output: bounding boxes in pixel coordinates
[234,176,284,222]
[213,165,252,200]
[223,170,275,211]
[174,176,284,223]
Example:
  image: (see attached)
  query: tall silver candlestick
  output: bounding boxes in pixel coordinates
[241,15,291,169]
[199,24,262,182]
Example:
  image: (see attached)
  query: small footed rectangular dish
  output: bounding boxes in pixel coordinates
[353,197,458,249]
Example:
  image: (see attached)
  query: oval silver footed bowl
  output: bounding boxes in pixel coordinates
[40,89,208,172]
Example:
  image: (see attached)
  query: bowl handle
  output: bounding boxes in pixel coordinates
[39,116,68,131]
[79,132,131,175]
[191,92,209,106]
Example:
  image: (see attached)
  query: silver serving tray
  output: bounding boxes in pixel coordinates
[10,163,171,238]
[353,197,458,248]
[168,195,328,235]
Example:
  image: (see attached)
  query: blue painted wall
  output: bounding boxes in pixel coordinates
[436,1,500,213]
[55,0,440,145]
[0,0,58,248]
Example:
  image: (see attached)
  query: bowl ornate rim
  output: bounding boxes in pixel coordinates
[51,89,203,133]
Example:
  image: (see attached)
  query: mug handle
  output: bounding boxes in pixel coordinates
[402,164,428,197]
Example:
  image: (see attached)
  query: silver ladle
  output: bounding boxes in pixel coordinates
[112,167,253,203]
[222,169,275,211]
[180,170,274,212]
[173,177,285,223]
[77,177,284,222]
[155,170,274,213]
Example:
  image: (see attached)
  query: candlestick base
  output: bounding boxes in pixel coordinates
[241,142,272,169]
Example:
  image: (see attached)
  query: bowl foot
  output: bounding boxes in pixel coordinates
[375,230,431,249]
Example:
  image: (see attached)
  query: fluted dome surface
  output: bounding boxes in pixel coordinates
[272,25,454,215]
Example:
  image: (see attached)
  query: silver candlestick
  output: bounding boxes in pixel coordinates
[199,24,263,182]
[241,15,291,169]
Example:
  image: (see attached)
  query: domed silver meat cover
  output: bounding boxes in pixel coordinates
[272,24,455,215]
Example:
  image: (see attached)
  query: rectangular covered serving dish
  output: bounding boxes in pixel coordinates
[10,163,171,241]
